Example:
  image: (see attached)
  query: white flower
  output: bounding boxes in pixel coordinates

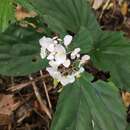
[71,48,80,59]
[64,35,73,47]
[59,74,75,86]
[80,55,90,64]
[40,35,88,86]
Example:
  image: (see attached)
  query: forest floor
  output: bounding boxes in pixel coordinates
[0,0,130,130]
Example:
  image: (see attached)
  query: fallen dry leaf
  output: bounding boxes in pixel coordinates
[121,1,128,16]
[15,5,37,21]
[122,92,130,107]
[0,94,20,116]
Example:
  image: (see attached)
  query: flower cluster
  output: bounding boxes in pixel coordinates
[39,35,90,86]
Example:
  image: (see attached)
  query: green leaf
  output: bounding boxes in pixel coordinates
[0,0,14,32]
[90,31,130,90]
[0,25,48,76]
[17,0,101,38]
[69,27,93,53]
[51,73,126,130]
[126,123,130,130]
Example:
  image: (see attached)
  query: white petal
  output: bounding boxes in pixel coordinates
[54,40,58,44]
[55,53,66,64]
[46,67,61,79]
[49,60,59,69]
[47,43,55,52]
[54,45,67,64]
[55,44,66,53]
[63,59,71,68]
[64,35,73,47]
[47,53,55,60]
[67,75,75,83]
[39,36,47,47]
[39,36,54,48]
[46,67,55,75]
[59,77,68,86]
[59,75,75,86]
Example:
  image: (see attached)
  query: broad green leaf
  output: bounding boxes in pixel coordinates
[0,0,14,32]
[17,0,101,39]
[51,73,126,130]
[126,123,130,130]
[90,31,130,90]
[0,25,48,76]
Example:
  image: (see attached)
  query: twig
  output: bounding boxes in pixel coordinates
[26,124,31,130]
[8,74,49,92]
[99,0,111,20]
[8,123,12,130]
[17,92,46,120]
[29,75,52,119]
[40,71,52,110]
[11,77,15,86]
